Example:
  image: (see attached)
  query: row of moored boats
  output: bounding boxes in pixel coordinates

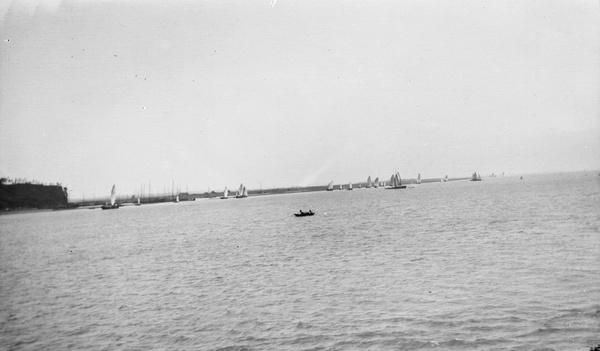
[326,173,423,191]
[220,183,248,199]
[101,172,483,209]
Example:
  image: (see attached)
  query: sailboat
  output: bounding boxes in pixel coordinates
[367,176,372,188]
[236,183,248,198]
[471,172,482,181]
[327,181,334,191]
[347,182,353,190]
[339,184,343,190]
[373,177,379,188]
[174,194,180,203]
[101,184,120,209]
[220,187,229,199]
[135,196,141,206]
[386,172,406,189]
[408,173,421,188]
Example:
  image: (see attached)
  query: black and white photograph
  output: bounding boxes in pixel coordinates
[1,0,599,350]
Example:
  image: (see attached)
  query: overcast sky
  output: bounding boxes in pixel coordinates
[1,0,598,199]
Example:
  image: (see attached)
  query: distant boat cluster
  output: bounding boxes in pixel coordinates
[98,171,484,209]
[328,172,425,191]
[221,183,249,199]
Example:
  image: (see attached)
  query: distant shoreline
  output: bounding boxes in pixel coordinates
[2,177,472,213]
[18,171,600,214]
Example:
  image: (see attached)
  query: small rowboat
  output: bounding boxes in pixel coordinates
[294,211,315,217]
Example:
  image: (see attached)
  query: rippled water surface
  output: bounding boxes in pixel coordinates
[1,173,599,350]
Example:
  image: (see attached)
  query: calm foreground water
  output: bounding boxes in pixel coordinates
[1,172,599,350]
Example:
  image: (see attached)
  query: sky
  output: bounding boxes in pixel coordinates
[1,0,599,200]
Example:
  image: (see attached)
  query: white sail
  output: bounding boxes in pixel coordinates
[348,182,352,190]
[367,176,372,188]
[373,177,379,188]
[385,171,409,189]
[392,172,401,187]
[327,181,334,190]
[339,184,343,190]
[110,184,116,206]
[417,173,421,184]
[176,194,179,202]
[223,187,228,197]
[235,183,249,198]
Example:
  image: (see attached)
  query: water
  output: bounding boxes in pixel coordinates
[1,172,599,350]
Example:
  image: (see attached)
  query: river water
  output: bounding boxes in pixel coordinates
[1,172,599,350]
